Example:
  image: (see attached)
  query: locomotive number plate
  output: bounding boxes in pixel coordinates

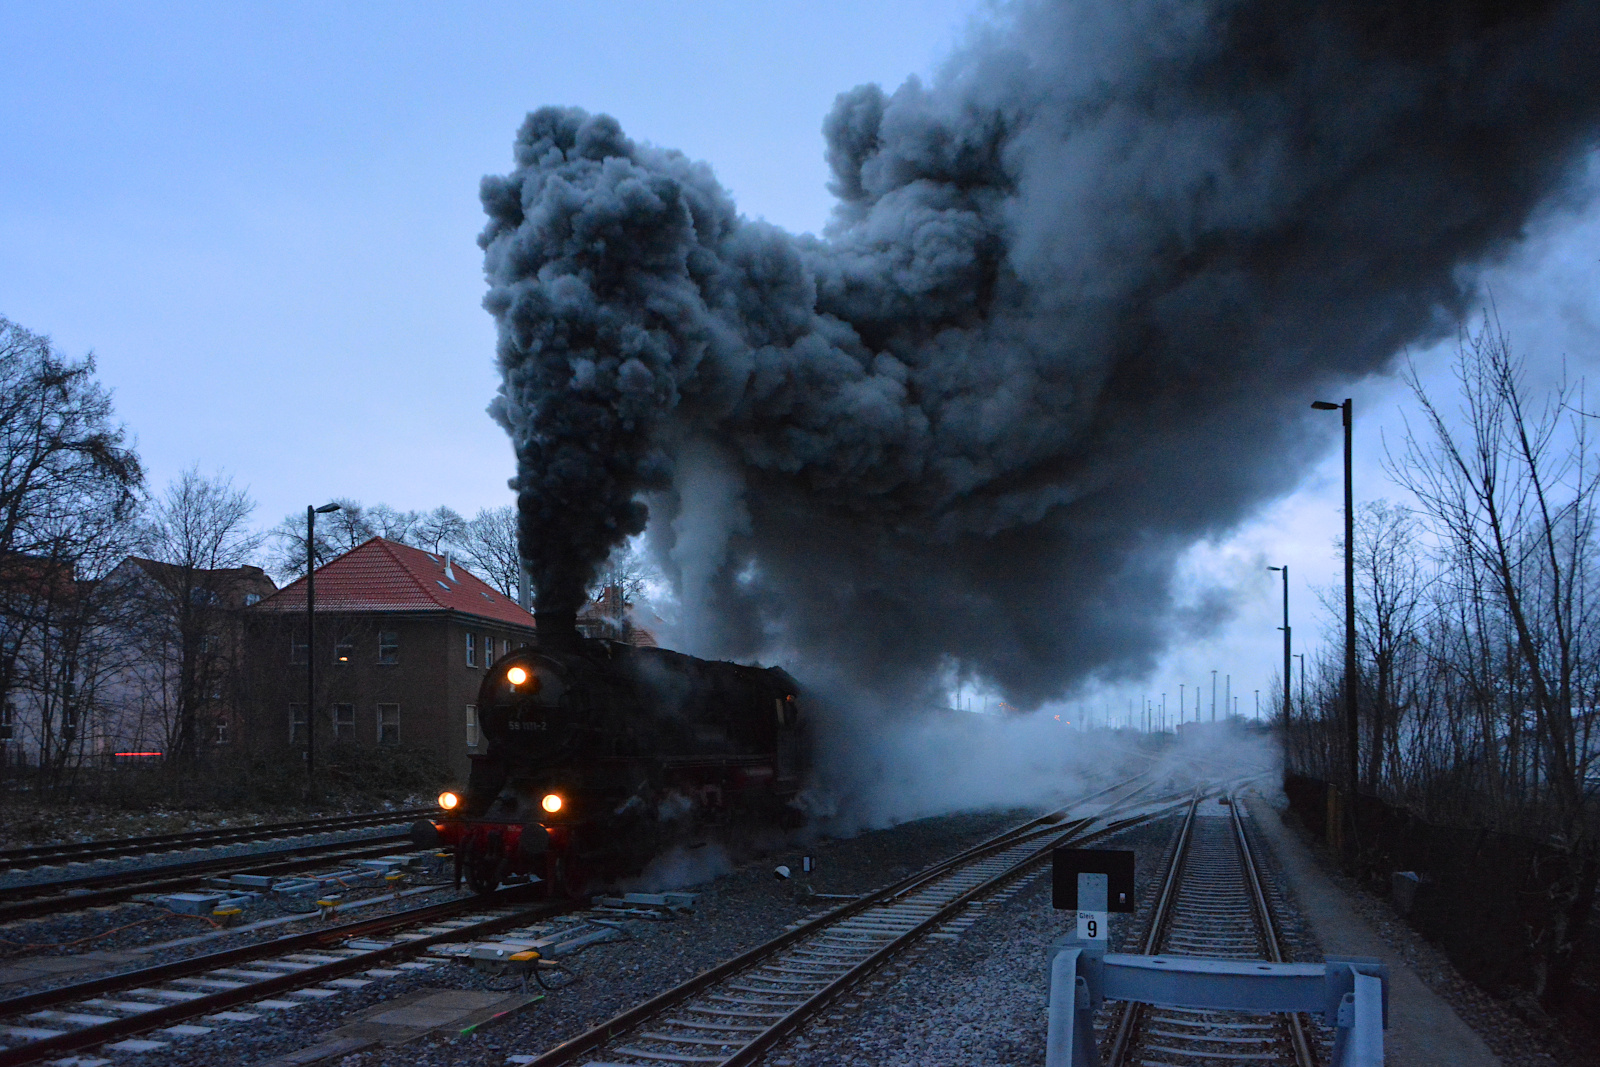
[508,715,548,732]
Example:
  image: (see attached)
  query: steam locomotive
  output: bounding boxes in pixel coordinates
[411,614,806,896]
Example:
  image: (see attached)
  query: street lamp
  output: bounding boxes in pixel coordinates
[306,502,341,792]
[1268,565,1291,727]
[1313,398,1358,820]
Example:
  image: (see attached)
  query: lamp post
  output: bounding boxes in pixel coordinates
[1268,565,1291,726]
[1296,653,1306,712]
[306,502,341,792]
[1313,398,1359,816]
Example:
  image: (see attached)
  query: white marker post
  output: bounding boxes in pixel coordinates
[1076,871,1108,943]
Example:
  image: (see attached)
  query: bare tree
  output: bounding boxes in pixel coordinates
[0,317,142,787]
[117,469,267,769]
[265,497,374,580]
[267,501,470,580]
[455,506,521,596]
[1391,320,1597,837]
[1350,499,1429,792]
[365,504,420,544]
[413,507,467,553]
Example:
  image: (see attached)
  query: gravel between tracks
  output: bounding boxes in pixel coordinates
[759,797,1335,1067]
[60,808,1032,1067]
[0,822,416,893]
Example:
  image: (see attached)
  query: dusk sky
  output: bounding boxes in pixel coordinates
[3,2,1598,720]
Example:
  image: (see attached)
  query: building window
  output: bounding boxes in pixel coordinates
[377,704,400,745]
[290,632,308,664]
[215,719,230,745]
[289,703,306,744]
[198,634,214,654]
[334,635,354,664]
[466,705,479,748]
[378,631,398,665]
[333,703,355,739]
[466,632,476,667]
[483,634,496,667]
[244,593,261,607]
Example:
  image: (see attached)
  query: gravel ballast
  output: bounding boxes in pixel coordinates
[51,808,1036,1067]
[6,794,1395,1067]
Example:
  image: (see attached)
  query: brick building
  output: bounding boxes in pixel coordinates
[245,538,538,780]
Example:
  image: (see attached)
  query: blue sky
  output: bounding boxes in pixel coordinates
[3,1,1598,717]
[0,0,973,522]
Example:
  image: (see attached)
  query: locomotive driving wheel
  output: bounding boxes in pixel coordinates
[550,851,592,899]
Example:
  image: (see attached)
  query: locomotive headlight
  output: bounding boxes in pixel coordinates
[505,666,527,686]
[437,791,460,811]
[541,793,563,814]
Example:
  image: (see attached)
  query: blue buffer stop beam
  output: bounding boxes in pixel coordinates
[1045,937,1388,1067]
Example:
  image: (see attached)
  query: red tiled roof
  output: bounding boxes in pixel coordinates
[253,538,536,629]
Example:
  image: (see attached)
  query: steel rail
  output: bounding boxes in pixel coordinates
[0,886,566,1066]
[0,773,1160,1067]
[0,836,415,923]
[517,788,1190,1067]
[1104,791,1316,1067]
[0,809,430,870]
[1231,797,1316,1067]
[1102,791,1202,1064]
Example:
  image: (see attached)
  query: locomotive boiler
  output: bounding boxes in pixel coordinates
[411,614,806,896]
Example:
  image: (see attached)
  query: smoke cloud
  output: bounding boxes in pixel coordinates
[483,0,1600,706]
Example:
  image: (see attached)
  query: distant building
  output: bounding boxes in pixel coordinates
[1,554,276,770]
[577,584,658,647]
[96,557,278,758]
[244,537,538,780]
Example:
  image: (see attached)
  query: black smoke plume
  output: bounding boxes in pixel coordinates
[483,0,1600,706]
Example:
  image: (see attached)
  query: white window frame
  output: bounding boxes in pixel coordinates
[377,630,399,665]
[289,703,307,744]
[466,632,476,667]
[466,704,479,748]
[377,703,400,745]
[333,703,356,739]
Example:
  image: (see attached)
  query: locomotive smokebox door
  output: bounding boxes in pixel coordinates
[1051,848,1135,911]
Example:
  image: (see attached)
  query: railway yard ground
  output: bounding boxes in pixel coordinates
[0,801,429,851]
[0,791,1588,1067]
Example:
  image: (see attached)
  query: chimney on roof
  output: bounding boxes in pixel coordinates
[443,554,456,582]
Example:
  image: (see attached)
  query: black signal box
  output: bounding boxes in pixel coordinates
[1051,848,1136,911]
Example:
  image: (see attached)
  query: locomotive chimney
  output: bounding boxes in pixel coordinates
[535,608,582,652]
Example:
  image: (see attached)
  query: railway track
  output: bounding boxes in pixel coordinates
[0,882,566,1065]
[0,772,1185,1065]
[0,835,424,924]
[1103,793,1317,1067]
[509,775,1190,1067]
[0,808,430,874]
